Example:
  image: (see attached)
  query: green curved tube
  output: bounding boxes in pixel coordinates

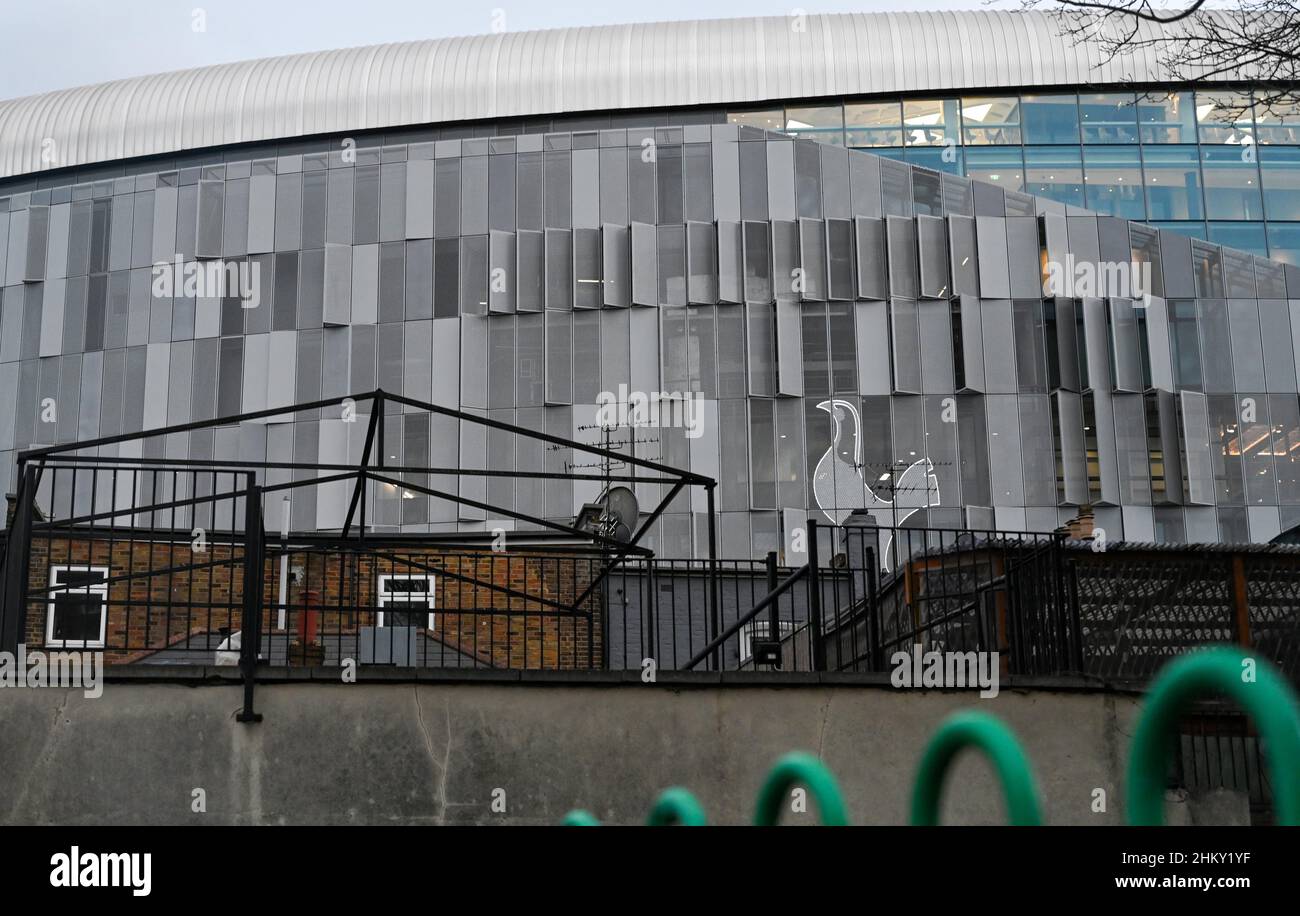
[562,809,601,826]
[910,710,1042,825]
[753,752,850,825]
[646,787,708,825]
[1127,646,1300,825]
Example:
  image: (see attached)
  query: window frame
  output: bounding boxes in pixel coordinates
[376,573,437,629]
[45,564,109,649]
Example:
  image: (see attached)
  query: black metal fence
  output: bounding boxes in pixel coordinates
[3,463,1298,701]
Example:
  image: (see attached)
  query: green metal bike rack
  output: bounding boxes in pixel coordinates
[646,787,708,826]
[753,752,850,825]
[910,710,1043,826]
[1126,646,1300,826]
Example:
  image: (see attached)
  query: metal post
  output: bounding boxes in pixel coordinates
[807,517,825,671]
[706,482,721,671]
[0,463,35,655]
[237,479,264,724]
[765,550,780,670]
[865,546,881,672]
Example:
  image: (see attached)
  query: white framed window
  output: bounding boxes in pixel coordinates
[376,574,436,629]
[738,618,796,663]
[45,565,109,649]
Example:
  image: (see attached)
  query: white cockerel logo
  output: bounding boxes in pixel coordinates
[812,398,940,571]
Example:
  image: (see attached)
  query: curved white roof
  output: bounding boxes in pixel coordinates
[0,10,1245,180]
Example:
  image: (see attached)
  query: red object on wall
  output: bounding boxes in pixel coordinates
[298,590,321,645]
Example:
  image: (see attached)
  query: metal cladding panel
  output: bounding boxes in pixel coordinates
[0,11,1248,180]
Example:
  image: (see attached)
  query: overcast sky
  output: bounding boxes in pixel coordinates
[0,0,1029,100]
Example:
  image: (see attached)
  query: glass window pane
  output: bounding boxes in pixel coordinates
[964,147,1024,193]
[903,146,963,176]
[1267,222,1300,266]
[1083,147,1146,219]
[728,108,784,131]
[902,99,960,147]
[1208,222,1268,257]
[1254,97,1300,144]
[784,104,843,146]
[845,101,902,148]
[1019,93,1081,143]
[1260,145,1300,220]
[961,97,1021,145]
[1079,92,1138,143]
[1022,94,1080,144]
[1138,91,1196,143]
[1196,91,1255,144]
[1200,146,1263,220]
[1142,146,1203,220]
[1024,146,1084,208]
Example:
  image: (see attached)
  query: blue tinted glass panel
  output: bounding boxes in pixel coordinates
[1079,93,1138,144]
[1083,146,1145,218]
[1201,146,1264,220]
[1143,146,1203,220]
[1024,146,1084,208]
[964,147,1024,193]
[1022,94,1080,144]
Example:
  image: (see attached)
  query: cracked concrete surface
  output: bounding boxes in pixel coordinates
[0,681,1151,825]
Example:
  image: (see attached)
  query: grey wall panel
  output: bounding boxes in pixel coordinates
[544,229,573,310]
[771,220,799,303]
[1143,297,1174,391]
[1260,301,1296,392]
[957,295,985,392]
[1091,389,1122,505]
[323,243,352,326]
[1006,217,1039,299]
[986,395,1024,506]
[854,217,887,300]
[246,173,276,254]
[1109,298,1143,393]
[687,221,719,305]
[39,278,65,358]
[886,216,917,300]
[766,141,796,221]
[516,229,544,312]
[855,300,891,395]
[350,244,378,324]
[266,331,298,412]
[489,230,517,314]
[975,217,1009,299]
[631,222,657,306]
[1080,297,1110,392]
[711,136,741,223]
[46,203,70,280]
[1227,298,1266,392]
[241,333,269,416]
[980,299,1016,393]
[1054,391,1088,505]
[405,159,435,239]
[918,299,954,393]
[775,299,803,397]
[1159,230,1195,299]
[603,224,631,307]
[1180,389,1216,504]
[1154,390,1183,506]
[797,218,827,301]
[5,209,28,285]
[917,215,949,299]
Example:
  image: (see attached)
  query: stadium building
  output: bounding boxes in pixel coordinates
[2,9,1300,561]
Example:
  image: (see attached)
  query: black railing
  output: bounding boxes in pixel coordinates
[3,458,1298,707]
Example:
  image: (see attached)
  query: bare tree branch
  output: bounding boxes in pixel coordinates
[1016,1,1299,120]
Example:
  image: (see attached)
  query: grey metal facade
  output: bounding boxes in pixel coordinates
[3,118,1300,560]
[0,10,1248,181]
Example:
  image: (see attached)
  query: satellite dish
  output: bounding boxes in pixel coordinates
[601,486,640,542]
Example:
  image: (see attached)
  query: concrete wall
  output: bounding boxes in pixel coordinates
[0,677,1183,825]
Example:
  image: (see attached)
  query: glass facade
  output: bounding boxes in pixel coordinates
[2,88,1300,558]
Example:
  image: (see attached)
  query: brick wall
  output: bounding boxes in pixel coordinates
[25,533,603,669]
